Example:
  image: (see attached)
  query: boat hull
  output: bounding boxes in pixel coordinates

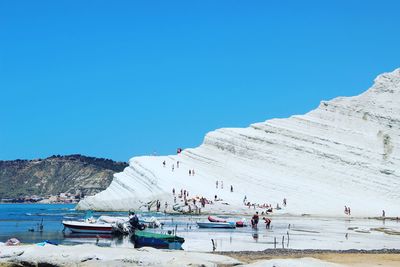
[62,221,113,234]
[133,231,185,249]
[197,222,236,229]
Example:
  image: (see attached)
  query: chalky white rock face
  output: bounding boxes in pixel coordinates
[78,69,400,217]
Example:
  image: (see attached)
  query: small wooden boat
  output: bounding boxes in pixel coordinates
[208,216,227,223]
[208,216,246,227]
[62,220,113,234]
[197,221,236,229]
[133,231,185,249]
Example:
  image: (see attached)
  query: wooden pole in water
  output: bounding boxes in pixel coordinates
[287,231,290,247]
[282,236,285,248]
[274,237,276,248]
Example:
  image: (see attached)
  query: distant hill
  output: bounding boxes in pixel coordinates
[0,154,128,199]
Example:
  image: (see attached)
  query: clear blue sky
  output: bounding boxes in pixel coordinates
[1,1,399,161]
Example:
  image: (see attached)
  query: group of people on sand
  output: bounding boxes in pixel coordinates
[155,200,168,212]
[172,187,210,211]
[251,211,272,229]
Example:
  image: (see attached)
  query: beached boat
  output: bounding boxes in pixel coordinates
[133,231,185,249]
[197,221,236,229]
[62,220,113,234]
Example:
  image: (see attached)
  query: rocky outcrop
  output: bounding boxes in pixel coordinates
[77,69,400,216]
[0,155,128,198]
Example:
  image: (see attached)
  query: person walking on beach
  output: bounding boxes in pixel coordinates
[216,181,219,189]
[283,198,287,206]
[230,185,233,192]
[251,212,259,229]
[263,217,271,229]
[382,210,386,217]
[344,206,348,215]
[189,170,192,176]
[348,207,351,216]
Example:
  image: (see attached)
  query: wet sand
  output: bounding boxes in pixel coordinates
[219,249,400,266]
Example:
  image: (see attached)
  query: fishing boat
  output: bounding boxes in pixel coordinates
[197,221,236,229]
[133,231,185,249]
[62,220,114,234]
[208,216,246,227]
[98,215,162,228]
[208,216,227,223]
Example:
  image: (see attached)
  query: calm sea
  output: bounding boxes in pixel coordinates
[0,204,190,247]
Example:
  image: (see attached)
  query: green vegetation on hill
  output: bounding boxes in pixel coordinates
[0,154,128,199]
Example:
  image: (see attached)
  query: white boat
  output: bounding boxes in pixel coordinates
[62,220,114,234]
[99,215,162,228]
[197,221,236,229]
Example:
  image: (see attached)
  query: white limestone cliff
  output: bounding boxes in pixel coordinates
[77,69,400,217]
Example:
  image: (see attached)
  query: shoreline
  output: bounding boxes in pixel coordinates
[2,202,399,221]
[1,245,400,267]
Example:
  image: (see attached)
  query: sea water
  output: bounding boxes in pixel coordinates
[1,204,399,251]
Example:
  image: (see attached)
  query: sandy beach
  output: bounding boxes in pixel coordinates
[221,249,400,266]
[1,244,400,266]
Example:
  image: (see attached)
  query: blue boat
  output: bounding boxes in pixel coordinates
[197,221,236,229]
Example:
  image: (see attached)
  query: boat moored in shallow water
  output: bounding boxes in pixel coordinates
[197,221,236,229]
[62,220,114,234]
[133,231,185,249]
